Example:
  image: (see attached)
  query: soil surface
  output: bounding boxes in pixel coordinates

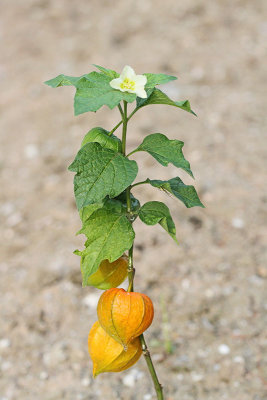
[0,1,266,399]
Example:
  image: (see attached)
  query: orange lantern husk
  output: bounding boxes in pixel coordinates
[97,288,154,349]
[86,255,128,289]
[88,321,142,377]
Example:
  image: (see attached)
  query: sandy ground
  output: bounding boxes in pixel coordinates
[0,0,266,399]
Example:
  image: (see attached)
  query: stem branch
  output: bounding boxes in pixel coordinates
[121,101,128,156]
[108,120,123,136]
[120,100,164,400]
[109,106,139,136]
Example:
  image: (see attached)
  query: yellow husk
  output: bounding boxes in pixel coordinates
[88,321,142,377]
[87,255,128,290]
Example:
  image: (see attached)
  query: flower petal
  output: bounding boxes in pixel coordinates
[121,65,135,80]
[134,75,147,86]
[135,88,147,98]
[110,78,123,90]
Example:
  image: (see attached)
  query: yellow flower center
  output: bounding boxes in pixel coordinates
[120,78,135,91]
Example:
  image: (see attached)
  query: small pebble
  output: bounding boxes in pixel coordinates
[218,344,230,355]
[181,279,190,290]
[1,361,12,371]
[231,218,244,229]
[43,344,67,367]
[72,363,81,371]
[122,369,143,387]
[213,363,221,371]
[81,377,90,387]
[201,317,214,331]
[248,275,264,286]
[197,348,209,358]
[205,288,215,298]
[222,286,233,296]
[191,372,204,382]
[190,66,205,81]
[40,371,49,380]
[233,356,244,364]
[174,354,190,367]
[143,394,152,400]
[6,213,22,227]
[176,373,184,381]
[152,353,164,363]
[0,339,11,349]
[0,203,15,217]
[82,293,100,309]
[24,144,39,159]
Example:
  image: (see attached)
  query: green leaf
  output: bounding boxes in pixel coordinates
[144,73,177,89]
[79,202,104,224]
[146,177,204,208]
[135,73,177,106]
[45,70,137,114]
[81,127,122,152]
[139,201,178,243]
[74,72,136,115]
[93,64,119,79]
[136,88,196,115]
[44,74,86,88]
[77,200,135,285]
[133,133,193,178]
[68,142,138,210]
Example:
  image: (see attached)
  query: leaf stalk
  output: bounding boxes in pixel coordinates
[131,180,149,189]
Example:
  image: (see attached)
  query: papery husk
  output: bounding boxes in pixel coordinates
[87,255,128,290]
[88,321,142,377]
[97,288,154,348]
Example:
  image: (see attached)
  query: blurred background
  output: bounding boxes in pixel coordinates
[0,0,266,399]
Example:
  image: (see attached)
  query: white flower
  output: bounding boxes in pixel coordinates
[110,65,147,98]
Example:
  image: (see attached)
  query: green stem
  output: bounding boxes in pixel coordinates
[121,101,128,155]
[127,244,135,292]
[128,107,138,121]
[120,100,164,400]
[109,107,139,136]
[118,103,124,120]
[140,334,164,400]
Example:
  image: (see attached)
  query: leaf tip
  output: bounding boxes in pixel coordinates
[82,276,88,287]
[43,79,56,88]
